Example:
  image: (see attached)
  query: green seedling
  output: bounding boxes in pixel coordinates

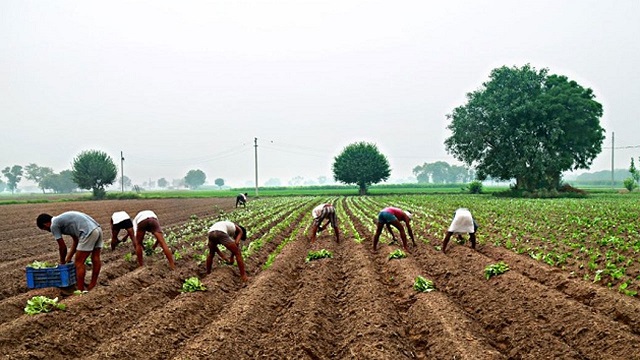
[388,249,407,260]
[180,277,206,292]
[24,296,66,315]
[413,276,436,292]
[27,261,57,269]
[305,249,333,262]
[484,261,510,280]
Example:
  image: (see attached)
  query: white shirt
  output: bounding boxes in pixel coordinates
[133,210,158,234]
[111,211,130,224]
[208,221,236,236]
[448,208,474,234]
[312,204,327,219]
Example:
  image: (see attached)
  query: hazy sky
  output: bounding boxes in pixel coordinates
[2,1,639,188]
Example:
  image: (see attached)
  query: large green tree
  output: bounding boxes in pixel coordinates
[332,141,390,195]
[184,169,206,189]
[72,150,118,199]
[445,64,604,191]
[25,163,54,193]
[2,165,23,194]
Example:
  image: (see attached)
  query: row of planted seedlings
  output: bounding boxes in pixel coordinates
[482,196,640,295]
[352,195,444,248]
[241,196,319,261]
[334,197,363,243]
[343,196,377,243]
[262,197,333,269]
[372,194,640,297]
[133,197,312,268]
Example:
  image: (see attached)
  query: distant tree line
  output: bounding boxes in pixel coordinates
[412,161,475,184]
[1,152,219,197]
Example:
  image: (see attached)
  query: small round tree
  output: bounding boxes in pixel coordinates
[72,150,117,199]
[214,178,225,189]
[184,169,206,189]
[332,141,390,195]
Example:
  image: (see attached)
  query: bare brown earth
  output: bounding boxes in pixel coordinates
[0,197,639,359]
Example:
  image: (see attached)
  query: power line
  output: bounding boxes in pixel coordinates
[602,145,640,150]
[127,144,251,167]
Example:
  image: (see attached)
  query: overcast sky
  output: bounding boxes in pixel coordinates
[2,0,639,188]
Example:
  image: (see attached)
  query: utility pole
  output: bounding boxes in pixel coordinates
[121,151,125,193]
[611,132,614,189]
[254,137,259,196]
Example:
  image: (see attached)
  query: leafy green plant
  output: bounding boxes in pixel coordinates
[180,277,207,292]
[623,177,637,192]
[123,253,133,262]
[305,249,333,262]
[388,249,407,260]
[24,296,66,315]
[413,276,436,292]
[484,261,510,280]
[143,237,156,256]
[618,282,638,297]
[468,180,483,194]
[27,260,57,269]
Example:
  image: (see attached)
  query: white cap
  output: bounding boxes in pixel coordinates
[404,211,413,219]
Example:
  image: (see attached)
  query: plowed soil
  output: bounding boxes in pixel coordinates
[0,197,639,359]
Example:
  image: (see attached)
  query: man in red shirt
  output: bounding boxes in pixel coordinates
[372,207,416,252]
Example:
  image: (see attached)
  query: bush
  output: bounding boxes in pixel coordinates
[468,180,483,194]
[623,177,638,192]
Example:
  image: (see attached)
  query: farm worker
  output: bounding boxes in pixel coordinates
[207,220,249,282]
[372,207,416,252]
[309,203,340,244]
[36,211,103,291]
[442,208,478,253]
[111,210,176,270]
[109,211,134,251]
[236,193,248,208]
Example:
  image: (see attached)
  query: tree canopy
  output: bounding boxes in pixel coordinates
[413,161,474,184]
[214,178,225,188]
[332,141,390,195]
[184,169,206,189]
[25,163,54,193]
[445,64,604,191]
[72,150,118,199]
[42,170,77,193]
[2,165,23,194]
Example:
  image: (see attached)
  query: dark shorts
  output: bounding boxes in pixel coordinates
[113,219,133,231]
[377,211,397,224]
[208,231,235,248]
[137,218,162,234]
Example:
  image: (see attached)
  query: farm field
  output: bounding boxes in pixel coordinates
[0,194,639,359]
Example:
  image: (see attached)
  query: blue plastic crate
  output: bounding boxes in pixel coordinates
[26,263,77,289]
